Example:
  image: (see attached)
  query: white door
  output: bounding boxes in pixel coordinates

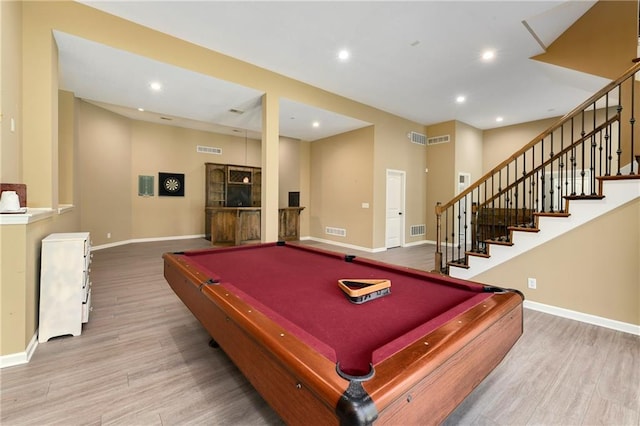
[386,170,405,248]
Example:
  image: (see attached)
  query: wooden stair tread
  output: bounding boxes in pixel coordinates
[597,174,640,181]
[484,239,514,246]
[466,251,490,258]
[508,226,539,233]
[534,212,571,218]
[564,194,605,200]
[447,261,469,269]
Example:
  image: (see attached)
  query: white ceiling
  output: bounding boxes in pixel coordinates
[59,0,610,141]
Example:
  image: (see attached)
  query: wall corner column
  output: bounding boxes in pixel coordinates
[261,93,279,242]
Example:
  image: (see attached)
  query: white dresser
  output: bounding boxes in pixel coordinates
[38,232,92,343]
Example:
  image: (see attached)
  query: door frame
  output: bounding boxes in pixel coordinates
[385,169,406,248]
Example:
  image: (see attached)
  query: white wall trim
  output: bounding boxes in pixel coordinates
[92,234,205,251]
[524,300,639,336]
[1,331,38,369]
[300,236,386,253]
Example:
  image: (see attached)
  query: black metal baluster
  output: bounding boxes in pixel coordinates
[559,125,566,212]
[540,137,546,212]
[605,92,611,176]
[522,151,528,224]
[590,101,597,195]
[630,74,636,175]
[571,117,576,195]
[456,199,462,263]
[463,195,468,255]
[549,133,555,212]
[580,110,586,195]
[616,83,623,175]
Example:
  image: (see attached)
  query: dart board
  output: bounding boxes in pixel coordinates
[159,172,185,196]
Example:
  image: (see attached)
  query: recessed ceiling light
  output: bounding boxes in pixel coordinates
[137,107,145,112]
[482,50,496,61]
[149,81,162,91]
[496,116,504,122]
[337,49,350,61]
[312,121,320,128]
[456,95,466,103]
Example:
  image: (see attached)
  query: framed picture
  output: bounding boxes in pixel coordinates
[159,172,185,197]
[138,175,154,196]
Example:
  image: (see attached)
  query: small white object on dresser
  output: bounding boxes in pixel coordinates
[38,232,92,343]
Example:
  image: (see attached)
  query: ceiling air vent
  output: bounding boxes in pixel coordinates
[408,131,427,146]
[197,145,222,155]
[427,134,451,145]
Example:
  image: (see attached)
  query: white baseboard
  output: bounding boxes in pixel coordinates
[300,236,386,253]
[1,331,38,369]
[403,239,436,248]
[92,234,205,251]
[524,300,640,336]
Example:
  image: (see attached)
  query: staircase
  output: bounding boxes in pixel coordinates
[434,62,640,278]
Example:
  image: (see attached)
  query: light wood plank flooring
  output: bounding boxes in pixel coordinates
[1,238,638,425]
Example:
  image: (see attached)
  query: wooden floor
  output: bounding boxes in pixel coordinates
[1,238,638,425]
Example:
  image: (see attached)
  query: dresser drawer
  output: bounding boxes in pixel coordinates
[82,289,92,323]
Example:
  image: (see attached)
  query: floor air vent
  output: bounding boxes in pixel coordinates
[410,224,426,236]
[427,135,450,145]
[197,145,222,155]
[325,227,347,237]
[408,131,427,146]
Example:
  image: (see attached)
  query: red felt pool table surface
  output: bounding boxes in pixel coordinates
[163,242,523,425]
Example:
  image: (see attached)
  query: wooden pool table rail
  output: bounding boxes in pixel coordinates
[163,250,523,425]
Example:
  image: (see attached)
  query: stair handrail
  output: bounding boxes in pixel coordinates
[435,61,640,217]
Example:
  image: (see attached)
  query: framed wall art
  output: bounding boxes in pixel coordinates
[158,172,185,197]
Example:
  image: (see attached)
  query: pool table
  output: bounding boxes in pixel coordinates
[163,242,523,425]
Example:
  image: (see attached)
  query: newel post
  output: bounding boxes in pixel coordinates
[434,202,442,273]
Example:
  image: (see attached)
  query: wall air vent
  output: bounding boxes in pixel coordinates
[408,131,427,146]
[427,135,451,145]
[410,224,426,236]
[325,227,347,237]
[197,145,222,155]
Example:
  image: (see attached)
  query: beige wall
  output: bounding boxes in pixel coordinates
[455,121,483,191]
[278,137,301,207]
[310,127,374,247]
[298,140,311,237]
[1,212,78,355]
[58,90,74,204]
[77,101,132,245]
[474,199,639,325]
[372,118,429,248]
[1,0,22,182]
[533,0,637,80]
[482,117,558,173]
[425,121,456,241]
